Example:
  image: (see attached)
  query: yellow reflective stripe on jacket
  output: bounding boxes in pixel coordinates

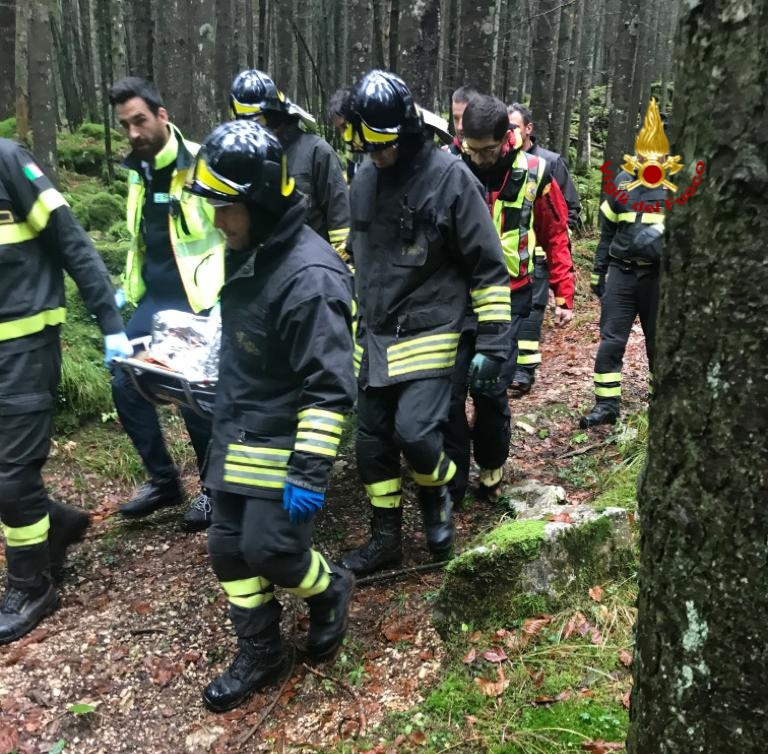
[294,408,344,458]
[286,550,331,598]
[0,307,66,342]
[471,285,512,324]
[220,577,273,608]
[27,189,68,233]
[600,200,620,223]
[0,222,36,244]
[387,332,460,378]
[0,189,68,244]
[2,514,50,548]
[223,444,290,489]
[640,214,664,225]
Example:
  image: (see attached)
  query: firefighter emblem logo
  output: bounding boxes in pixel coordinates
[525,180,537,202]
[621,98,683,192]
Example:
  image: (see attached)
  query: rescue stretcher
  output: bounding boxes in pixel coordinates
[113,310,220,419]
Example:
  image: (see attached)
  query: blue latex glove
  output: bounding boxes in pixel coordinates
[103,332,133,366]
[282,482,325,525]
[468,352,504,398]
[114,288,126,309]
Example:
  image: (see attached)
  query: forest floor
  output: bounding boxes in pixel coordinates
[0,277,650,754]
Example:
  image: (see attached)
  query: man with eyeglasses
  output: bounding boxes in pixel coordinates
[443,94,573,504]
[339,71,512,577]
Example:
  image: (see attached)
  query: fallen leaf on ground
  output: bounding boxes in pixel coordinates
[522,616,552,636]
[582,741,625,752]
[548,512,574,523]
[475,666,510,697]
[482,648,508,663]
[618,649,633,667]
[588,585,604,602]
[462,648,477,664]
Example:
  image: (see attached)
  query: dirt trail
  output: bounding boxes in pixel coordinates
[0,295,649,754]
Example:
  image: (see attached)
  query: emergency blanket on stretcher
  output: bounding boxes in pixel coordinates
[138,309,221,383]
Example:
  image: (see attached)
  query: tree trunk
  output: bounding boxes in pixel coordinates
[257,0,268,69]
[397,0,440,107]
[371,0,386,69]
[628,1,768,751]
[604,0,640,172]
[15,0,30,140]
[29,0,58,175]
[95,0,114,179]
[51,1,84,130]
[576,0,597,172]
[458,0,496,92]
[388,0,400,72]
[549,0,572,153]
[561,0,584,160]
[348,0,372,84]
[529,0,559,146]
[110,0,128,81]
[77,0,100,122]
[0,0,16,119]
[215,0,238,122]
[153,0,191,132]
[189,0,217,141]
[126,0,153,77]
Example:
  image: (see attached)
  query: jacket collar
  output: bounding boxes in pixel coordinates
[226,200,308,283]
[122,124,194,172]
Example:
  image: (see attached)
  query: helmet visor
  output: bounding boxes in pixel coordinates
[345,114,400,153]
[186,156,248,202]
[231,97,264,119]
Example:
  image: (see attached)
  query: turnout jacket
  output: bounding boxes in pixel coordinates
[349,141,512,388]
[527,137,581,231]
[122,125,225,312]
[0,139,123,354]
[593,170,666,278]
[207,200,356,500]
[281,124,351,256]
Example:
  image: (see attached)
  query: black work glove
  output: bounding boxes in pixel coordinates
[468,353,505,398]
[590,272,606,298]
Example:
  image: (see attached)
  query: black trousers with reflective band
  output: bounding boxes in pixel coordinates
[594,264,659,401]
[0,339,60,589]
[516,256,550,373]
[444,312,524,504]
[356,377,453,491]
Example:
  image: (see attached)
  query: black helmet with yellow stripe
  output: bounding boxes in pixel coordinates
[345,70,423,153]
[186,120,295,213]
[230,69,287,120]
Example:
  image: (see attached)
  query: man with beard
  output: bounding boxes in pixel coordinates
[444,95,573,504]
[109,77,225,530]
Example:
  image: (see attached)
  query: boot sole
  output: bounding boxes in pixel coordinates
[201,659,289,713]
[119,497,184,519]
[0,591,61,645]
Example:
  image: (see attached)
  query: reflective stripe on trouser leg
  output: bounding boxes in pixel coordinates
[365,478,402,509]
[1,513,50,548]
[411,451,457,487]
[2,515,52,591]
[593,371,622,399]
[516,339,541,366]
[220,575,274,609]
[285,549,332,599]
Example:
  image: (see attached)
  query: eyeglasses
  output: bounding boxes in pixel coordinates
[461,140,503,158]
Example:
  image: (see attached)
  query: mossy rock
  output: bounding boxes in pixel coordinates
[94,237,129,276]
[80,191,125,231]
[433,510,635,638]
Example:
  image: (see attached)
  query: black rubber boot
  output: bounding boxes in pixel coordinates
[306,565,355,660]
[202,627,286,712]
[509,368,535,398]
[418,486,455,562]
[120,478,184,518]
[181,488,213,532]
[579,400,619,429]
[340,507,402,576]
[48,500,90,583]
[0,580,60,645]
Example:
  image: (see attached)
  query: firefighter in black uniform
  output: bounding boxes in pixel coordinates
[230,69,351,261]
[0,139,131,643]
[507,102,581,395]
[328,88,364,184]
[339,71,512,577]
[580,173,665,428]
[185,120,356,712]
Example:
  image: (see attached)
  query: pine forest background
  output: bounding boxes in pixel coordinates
[2,0,680,182]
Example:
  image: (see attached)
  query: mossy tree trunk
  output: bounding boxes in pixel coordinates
[628,1,768,751]
[529,0,558,146]
[0,0,15,120]
[29,0,58,175]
